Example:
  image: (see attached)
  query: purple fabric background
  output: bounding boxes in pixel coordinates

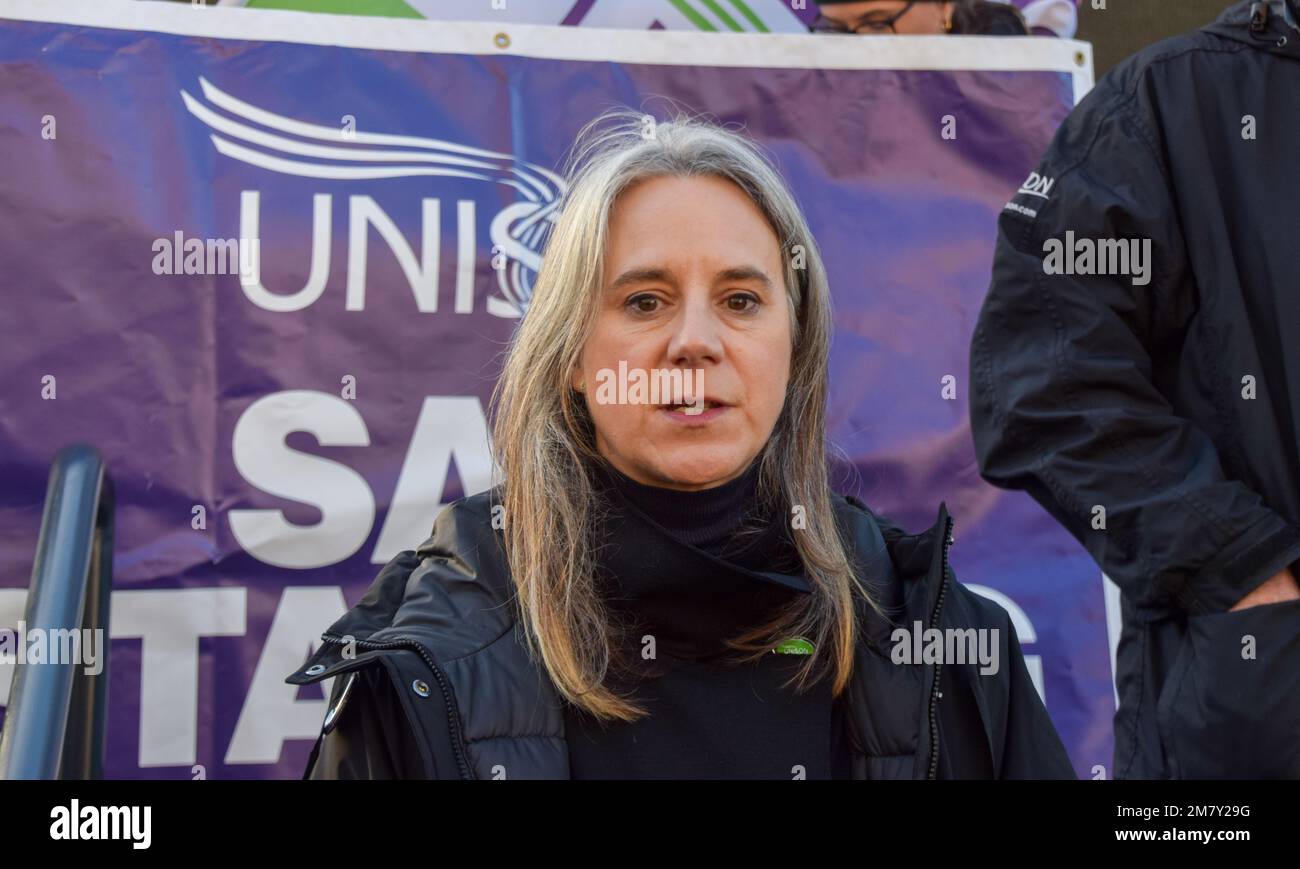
[0,16,1111,778]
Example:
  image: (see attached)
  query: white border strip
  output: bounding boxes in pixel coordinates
[0,0,1093,103]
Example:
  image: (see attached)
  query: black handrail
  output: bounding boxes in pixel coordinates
[0,444,114,779]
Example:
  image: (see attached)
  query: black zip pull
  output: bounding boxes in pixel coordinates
[1251,1,1269,33]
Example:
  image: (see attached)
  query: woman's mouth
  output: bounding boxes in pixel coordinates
[664,400,720,416]
[657,400,729,424]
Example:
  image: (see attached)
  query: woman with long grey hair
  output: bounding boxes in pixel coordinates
[288,111,1073,779]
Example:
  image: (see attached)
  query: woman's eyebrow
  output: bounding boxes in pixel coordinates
[716,266,773,288]
[606,265,773,292]
[607,266,674,292]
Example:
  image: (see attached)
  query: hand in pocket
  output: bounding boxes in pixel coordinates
[1157,599,1300,779]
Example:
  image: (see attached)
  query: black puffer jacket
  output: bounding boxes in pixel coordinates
[971,0,1300,778]
[286,491,1074,779]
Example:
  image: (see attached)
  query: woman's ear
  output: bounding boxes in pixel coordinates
[570,366,586,393]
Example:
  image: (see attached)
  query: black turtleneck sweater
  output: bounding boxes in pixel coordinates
[610,460,771,553]
[564,459,852,780]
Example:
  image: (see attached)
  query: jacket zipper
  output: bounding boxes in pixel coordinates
[926,515,955,780]
[320,632,475,780]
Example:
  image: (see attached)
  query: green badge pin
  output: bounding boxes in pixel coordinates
[772,636,815,655]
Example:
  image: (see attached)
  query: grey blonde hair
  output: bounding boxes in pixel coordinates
[490,110,876,722]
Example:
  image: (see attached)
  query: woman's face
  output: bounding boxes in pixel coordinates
[573,174,794,491]
[816,1,951,34]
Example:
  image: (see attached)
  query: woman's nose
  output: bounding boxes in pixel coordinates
[666,298,724,367]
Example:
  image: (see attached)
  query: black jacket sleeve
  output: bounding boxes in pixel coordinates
[970,77,1300,616]
[305,664,427,780]
[943,583,1076,779]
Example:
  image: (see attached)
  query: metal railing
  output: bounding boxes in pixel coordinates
[0,444,114,779]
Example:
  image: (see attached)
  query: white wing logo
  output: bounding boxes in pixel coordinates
[181,76,564,315]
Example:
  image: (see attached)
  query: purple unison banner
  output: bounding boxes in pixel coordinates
[0,0,1107,778]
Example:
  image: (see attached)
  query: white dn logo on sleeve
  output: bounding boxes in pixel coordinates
[1016,171,1055,200]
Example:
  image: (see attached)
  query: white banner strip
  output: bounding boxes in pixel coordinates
[0,0,1093,101]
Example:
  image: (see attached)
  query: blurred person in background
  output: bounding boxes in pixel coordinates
[811,0,1028,35]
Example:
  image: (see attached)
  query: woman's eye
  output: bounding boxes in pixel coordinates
[725,293,760,313]
[626,294,660,314]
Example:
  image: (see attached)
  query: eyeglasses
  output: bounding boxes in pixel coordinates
[809,1,930,35]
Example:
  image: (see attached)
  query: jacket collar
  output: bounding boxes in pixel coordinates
[1206,0,1300,59]
[834,496,953,658]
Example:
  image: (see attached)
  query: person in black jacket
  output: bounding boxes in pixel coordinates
[970,0,1300,779]
[286,110,1073,780]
